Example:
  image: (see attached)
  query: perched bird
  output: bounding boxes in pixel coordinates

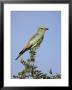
[16,26,48,60]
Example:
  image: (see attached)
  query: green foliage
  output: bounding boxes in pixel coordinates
[13,45,61,79]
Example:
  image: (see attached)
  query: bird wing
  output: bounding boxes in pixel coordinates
[19,41,32,54]
[29,33,39,41]
[16,41,32,60]
[17,33,38,58]
[15,33,43,60]
[31,35,44,49]
[37,35,44,46]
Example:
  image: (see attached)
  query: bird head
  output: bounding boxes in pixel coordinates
[37,26,48,34]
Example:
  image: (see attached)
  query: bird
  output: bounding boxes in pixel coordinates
[15,26,48,60]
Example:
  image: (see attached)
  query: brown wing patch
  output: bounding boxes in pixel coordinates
[24,41,32,50]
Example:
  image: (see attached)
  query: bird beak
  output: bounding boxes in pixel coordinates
[45,28,48,31]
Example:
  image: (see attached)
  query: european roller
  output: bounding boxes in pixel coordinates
[16,26,48,60]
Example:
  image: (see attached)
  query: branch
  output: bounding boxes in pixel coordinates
[13,44,61,79]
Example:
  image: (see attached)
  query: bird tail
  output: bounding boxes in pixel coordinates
[15,54,21,60]
[15,49,26,60]
[15,43,32,60]
[19,48,28,54]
